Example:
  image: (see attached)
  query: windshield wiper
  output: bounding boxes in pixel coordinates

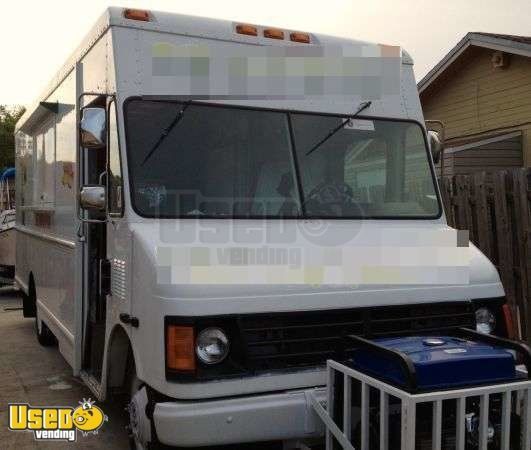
[305,101,372,156]
[141,102,190,166]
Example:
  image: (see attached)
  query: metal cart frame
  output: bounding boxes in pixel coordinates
[309,329,531,450]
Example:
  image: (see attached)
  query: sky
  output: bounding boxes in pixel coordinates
[1,0,530,107]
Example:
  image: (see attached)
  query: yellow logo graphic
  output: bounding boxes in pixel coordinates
[8,398,107,442]
[72,399,106,433]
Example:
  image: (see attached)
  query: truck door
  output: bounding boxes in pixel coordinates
[79,96,131,385]
[78,95,131,383]
[78,95,108,381]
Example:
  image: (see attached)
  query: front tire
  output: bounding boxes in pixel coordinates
[126,363,160,450]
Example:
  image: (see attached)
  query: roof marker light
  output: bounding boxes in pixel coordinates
[264,28,285,40]
[236,24,258,36]
[290,32,311,43]
[123,8,151,22]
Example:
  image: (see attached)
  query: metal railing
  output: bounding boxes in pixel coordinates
[310,360,531,450]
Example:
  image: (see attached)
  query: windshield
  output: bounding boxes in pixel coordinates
[124,99,440,219]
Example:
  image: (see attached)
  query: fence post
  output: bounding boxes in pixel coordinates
[455,175,468,230]
[440,176,455,227]
[474,172,492,260]
[464,175,475,243]
[493,170,518,335]
[516,168,531,341]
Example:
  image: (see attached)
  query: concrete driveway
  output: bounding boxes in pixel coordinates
[0,286,129,449]
[0,287,295,450]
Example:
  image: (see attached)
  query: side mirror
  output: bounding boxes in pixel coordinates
[80,185,106,210]
[428,130,444,164]
[80,107,106,148]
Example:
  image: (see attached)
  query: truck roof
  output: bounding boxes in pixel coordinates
[17,7,409,132]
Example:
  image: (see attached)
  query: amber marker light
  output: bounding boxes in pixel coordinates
[236,24,258,36]
[290,32,311,43]
[264,28,285,40]
[166,325,196,372]
[123,8,151,22]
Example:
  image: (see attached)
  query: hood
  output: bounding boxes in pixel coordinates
[130,219,503,316]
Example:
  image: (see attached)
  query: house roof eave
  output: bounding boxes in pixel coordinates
[418,32,531,95]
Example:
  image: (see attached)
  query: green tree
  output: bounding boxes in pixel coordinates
[0,105,25,171]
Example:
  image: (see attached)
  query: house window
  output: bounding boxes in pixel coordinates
[344,138,388,203]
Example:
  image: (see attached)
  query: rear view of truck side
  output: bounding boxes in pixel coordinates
[14,7,526,449]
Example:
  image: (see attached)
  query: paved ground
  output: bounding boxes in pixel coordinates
[0,287,296,450]
[0,286,129,450]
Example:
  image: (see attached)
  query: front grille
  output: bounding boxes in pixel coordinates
[240,302,475,372]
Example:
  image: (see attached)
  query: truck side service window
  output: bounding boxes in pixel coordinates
[15,132,33,225]
[34,120,55,206]
[108,101,123,215]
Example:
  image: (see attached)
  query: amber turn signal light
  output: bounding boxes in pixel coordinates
[123,8,151,22]
[264,28,285,40]
[166,325,196,372]
[290,32,310,43]
[236,24,258,36]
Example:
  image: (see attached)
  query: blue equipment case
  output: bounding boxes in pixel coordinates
[348,329,531,392]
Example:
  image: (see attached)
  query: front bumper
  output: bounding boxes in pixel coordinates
[153,387,326,447]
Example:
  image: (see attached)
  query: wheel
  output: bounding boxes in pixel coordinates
[35,302,56,346]
[126,362,160,450]
[22,279,36,318]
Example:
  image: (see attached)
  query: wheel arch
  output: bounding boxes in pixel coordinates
[105,324,136,393]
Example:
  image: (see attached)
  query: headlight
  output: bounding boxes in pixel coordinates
[475,308,496,334]
[195,327,230,365]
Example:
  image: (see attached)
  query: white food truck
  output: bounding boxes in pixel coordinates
[15,7,515,449]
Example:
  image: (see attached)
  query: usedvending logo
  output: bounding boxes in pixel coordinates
[8,398,107,442]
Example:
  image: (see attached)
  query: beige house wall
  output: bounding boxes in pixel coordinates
[420,48,531,166]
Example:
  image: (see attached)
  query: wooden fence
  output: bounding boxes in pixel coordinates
[438,168,531,341]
